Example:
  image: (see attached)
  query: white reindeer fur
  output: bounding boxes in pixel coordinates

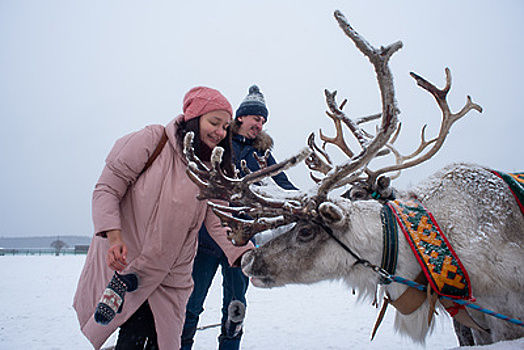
[243,163,524,345]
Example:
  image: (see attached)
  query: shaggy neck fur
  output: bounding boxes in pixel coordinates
[335,198,435,343]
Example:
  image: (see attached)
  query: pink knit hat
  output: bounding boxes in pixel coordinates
[182,86,233,121]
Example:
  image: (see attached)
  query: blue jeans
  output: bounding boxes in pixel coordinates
[181,248,249,350]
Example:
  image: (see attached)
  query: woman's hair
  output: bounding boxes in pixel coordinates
[176,116,235,177]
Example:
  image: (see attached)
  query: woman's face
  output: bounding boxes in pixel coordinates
[199,110,232,149]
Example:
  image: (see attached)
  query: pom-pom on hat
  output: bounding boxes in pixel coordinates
[183,86,233,121]
[235,85,268,121]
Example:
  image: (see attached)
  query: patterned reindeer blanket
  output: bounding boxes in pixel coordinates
[387,198,472,300]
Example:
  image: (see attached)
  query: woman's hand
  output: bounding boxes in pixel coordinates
[106,229,128,272]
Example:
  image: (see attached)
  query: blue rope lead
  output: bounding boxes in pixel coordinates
[388,275,524,327]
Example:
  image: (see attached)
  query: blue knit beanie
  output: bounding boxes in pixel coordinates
[235,85,268,120]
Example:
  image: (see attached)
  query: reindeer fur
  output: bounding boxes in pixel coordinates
[242,163,524,345]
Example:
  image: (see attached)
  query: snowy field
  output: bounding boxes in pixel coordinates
[0,255,522,349]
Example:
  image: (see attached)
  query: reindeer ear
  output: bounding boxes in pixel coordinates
[318,202,345,225]
[377,175,391,189]
[376,175,394,199]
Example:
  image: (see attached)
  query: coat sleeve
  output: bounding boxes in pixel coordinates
[92,125,163,236]
[204,201,254,266]
[266,152,299,191]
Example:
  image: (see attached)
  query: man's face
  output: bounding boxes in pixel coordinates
[237,115,266,139]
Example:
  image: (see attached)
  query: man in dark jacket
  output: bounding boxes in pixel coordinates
[181,85,297,350]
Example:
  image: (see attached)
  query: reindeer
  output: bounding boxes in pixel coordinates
[185,11,524,346]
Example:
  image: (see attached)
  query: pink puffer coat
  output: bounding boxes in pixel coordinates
[73,115,252,349]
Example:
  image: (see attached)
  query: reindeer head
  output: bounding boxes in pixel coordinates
[241,200,356,288]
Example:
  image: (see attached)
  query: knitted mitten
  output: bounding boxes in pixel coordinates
[94,272,138,325]
[224,300,246,338]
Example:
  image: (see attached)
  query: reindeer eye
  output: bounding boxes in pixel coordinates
[297,227,316,242]
[350,190,367,201]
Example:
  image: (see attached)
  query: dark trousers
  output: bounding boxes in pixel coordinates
[181,249,249,350]
[115,301,158,350]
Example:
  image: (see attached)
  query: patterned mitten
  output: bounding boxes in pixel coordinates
[94,272,138,325]
[224,300,246,338]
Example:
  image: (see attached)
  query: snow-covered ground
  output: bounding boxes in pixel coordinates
[0,255,522,349]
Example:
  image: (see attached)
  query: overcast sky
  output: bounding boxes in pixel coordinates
[1,1,523,237]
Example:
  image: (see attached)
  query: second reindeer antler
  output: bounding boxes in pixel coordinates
[307,12,483,197]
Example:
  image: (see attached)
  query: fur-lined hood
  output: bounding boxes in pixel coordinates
[251,130,273,151]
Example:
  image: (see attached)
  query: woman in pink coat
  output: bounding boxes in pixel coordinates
[73,86,253,350]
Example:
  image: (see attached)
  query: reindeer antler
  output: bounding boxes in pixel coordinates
[306,13,482,199]
[365,68,483,184]
[184,131,310,245]
[185,10,482,245]
[313,11,402,203]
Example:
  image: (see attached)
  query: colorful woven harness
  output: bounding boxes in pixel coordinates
[386,198,472,300]
[491,170,524,215]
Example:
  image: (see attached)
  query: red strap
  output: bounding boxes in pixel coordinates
[445,302,466,317]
